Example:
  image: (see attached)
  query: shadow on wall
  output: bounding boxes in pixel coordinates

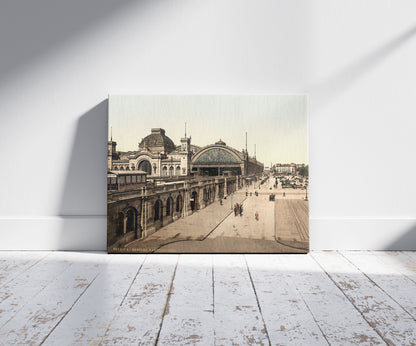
[385,223,416,251]
[308,24,416,111]
[59,100,108,216]
[0,0,138,81]
[58,100,108,250]
[307,23,416,250]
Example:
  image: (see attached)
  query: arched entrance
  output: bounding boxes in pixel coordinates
[192,146,242,176]
[203,188,208,206]
[126,208,136,233]
[190,191,198,211]
[154,199,162,221]
[176,195,182,213]
[138,160,152,174]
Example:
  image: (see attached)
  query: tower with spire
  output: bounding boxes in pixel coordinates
[108,126,118,170]
[180,122,191,153]
[180,122,191,175]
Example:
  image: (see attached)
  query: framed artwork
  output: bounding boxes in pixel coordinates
[107,95,308,253]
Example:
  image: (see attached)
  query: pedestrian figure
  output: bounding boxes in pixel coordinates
[255,211,259,221]
[239,205,243,216]
[283,192,286,197]
[234,204,238,216]
[220,199,223,206]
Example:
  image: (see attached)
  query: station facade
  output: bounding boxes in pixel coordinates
[107,128,263,250]
[108,128,263,178]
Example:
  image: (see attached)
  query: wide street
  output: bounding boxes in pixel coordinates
[125,176,309,253]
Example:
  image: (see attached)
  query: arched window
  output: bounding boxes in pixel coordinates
[176,166,181,175]
[169,166,174,176]
[162,166,168,176]
[166,197,173,216]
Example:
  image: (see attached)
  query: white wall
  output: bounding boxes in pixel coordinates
[1,0,415,250]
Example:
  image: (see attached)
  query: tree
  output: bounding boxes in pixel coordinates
[298,165,309,177]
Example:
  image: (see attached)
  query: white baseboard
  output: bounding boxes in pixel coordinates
[0,217,415,251]
[0,216,106,251]
[310,218,416,251]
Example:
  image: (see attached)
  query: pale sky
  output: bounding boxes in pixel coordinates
[109,95,308,166]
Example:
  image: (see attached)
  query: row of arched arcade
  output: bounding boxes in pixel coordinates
[107,176,243,249]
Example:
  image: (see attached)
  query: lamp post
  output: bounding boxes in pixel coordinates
[304,184,308,201]
[144,186,148,238]
[183,180,187,217]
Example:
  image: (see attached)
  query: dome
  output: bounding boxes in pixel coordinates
[139,128,176,153]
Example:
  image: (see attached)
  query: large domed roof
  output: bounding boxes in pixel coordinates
[139,128,176,153]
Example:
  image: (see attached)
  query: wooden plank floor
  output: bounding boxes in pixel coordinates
[0,252,415,345]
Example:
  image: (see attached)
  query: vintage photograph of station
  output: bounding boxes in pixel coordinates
[107,95,308,253]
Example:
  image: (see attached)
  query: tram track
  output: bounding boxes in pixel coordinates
[288,200,308,241]
[275,199,309,244]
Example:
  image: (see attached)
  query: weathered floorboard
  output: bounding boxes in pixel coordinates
[280,254,384,345]
[0,252,49,288]
[157,254,214,345]
[245,254,326,345]
[0,251,414,345]
[0,252,108,345]
[213,255,270,345]
[0,252,74,328]
[312,251,416,345]
[342,251,416,320]
[100,254,179,345]
[43,254,146,345]
[372,251,416,283]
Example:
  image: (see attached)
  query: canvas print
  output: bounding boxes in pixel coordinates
[107,95,308,253]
